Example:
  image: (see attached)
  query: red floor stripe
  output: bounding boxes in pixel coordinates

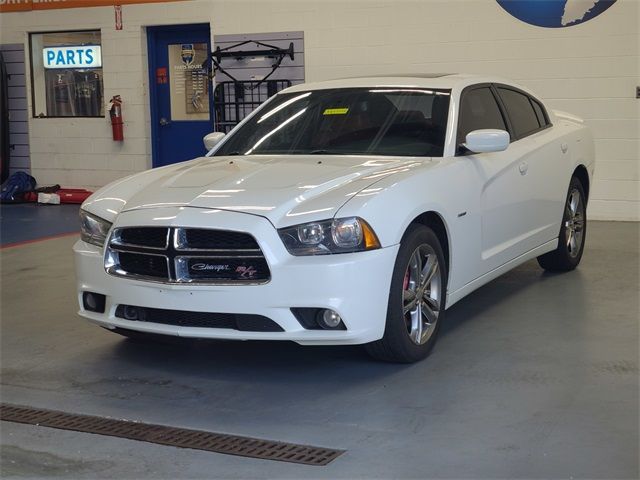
[0,231,80,249]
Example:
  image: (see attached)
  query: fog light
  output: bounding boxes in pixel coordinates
[123,306,139,320]
[317,309,343,329]
[82,292,106,313]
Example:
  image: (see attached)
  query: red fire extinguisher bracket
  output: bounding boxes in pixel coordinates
[109,95,124,142]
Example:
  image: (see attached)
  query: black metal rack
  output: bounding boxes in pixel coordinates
[210,40,295,133]
[213,80,291,133]
[211,40,294,88]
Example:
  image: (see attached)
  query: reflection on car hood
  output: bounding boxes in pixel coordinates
[83,155,425,228]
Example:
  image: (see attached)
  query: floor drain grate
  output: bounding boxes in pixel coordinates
[0,403,344,466]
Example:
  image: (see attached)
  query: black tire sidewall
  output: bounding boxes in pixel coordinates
[383,225,448,361]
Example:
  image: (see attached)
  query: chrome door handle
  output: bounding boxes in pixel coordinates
[519,161,529,175]
[159,117,170,126]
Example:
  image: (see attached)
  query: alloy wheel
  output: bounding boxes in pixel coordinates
[565,188,585,258]
[402,244,442,345]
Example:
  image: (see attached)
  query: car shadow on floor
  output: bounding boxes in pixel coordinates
[101,259,576,381]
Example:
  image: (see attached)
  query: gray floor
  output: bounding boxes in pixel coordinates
[1,221,638,479]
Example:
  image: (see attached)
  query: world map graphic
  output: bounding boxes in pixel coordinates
[496,0,617,28]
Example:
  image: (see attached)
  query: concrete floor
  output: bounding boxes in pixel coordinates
[0,221,638,479]
[0,204,79,246]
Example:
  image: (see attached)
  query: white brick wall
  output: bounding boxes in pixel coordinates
[0,0,638,220]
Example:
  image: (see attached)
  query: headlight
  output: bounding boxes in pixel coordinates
[80,209,112,247]
[278,217,381,256]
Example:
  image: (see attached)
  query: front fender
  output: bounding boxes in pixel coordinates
[335,157,479,294]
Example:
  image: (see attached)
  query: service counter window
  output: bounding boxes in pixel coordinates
[30,30,104,118]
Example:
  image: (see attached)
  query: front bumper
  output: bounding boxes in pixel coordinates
[74,207,399,345]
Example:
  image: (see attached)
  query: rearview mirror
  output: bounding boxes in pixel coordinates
[463,129,510,154]
[203,132,226,151]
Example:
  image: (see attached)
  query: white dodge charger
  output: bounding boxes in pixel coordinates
[75,74,594,362]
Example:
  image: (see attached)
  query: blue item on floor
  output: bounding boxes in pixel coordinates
[0,172,36,203]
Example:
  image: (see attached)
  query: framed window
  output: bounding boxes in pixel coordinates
[457,86,507,144]
[530,98,549,127]
[29,30,104,118]
[496,87,541,139]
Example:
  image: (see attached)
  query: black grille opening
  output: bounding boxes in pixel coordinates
[118,253,168,278]
[118,227,168,248]
[115,305,283,332]
[183,229,260,250]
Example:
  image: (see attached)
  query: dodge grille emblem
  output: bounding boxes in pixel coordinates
[191,263,230,272]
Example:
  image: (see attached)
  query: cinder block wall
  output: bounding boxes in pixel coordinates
[0,0,637,220]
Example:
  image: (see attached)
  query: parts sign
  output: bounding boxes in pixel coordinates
[43,46,102,69]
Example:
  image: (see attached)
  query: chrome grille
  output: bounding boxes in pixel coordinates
[106,227,270,284]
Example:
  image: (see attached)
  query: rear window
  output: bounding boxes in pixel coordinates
[531,99,548,127]
[497,88,541,138]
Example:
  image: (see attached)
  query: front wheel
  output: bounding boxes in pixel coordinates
[537,176,587,272]
[366,225,447,363]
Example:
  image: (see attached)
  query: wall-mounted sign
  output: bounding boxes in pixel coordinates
[43,46,102,69]
[496,0,617,28]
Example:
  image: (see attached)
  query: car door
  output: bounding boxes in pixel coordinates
[456,84,536,276]
[494,86,564,249]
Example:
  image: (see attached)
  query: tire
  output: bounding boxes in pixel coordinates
[366,225,448,363]
[537,176,587,272]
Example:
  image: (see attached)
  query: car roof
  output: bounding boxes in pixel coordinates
[282,74,535,96]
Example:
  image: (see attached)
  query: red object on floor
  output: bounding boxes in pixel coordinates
[58,188,93,204]
[22,192,37,202]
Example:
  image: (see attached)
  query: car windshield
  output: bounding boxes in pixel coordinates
[214,88,451,157]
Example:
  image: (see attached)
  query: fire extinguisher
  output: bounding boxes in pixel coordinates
[108,95,124,141]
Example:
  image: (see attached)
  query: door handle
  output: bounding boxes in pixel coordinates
[519,161,529,175]
[159,117,170,126]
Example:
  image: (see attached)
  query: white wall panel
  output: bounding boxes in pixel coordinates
[0,0,637,219]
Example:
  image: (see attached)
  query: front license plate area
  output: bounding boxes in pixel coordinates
[176,257,270,282]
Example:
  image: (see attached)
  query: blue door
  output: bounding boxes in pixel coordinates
[147,24,213,168]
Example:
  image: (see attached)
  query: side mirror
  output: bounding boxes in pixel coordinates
[203,132,226,151]
[462,129,510,154]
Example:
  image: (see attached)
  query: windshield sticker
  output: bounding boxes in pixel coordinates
[323,107,349,115]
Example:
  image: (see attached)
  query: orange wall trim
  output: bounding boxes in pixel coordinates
[0,0,188,13]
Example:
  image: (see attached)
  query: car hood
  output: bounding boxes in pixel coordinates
[83,155,424,228]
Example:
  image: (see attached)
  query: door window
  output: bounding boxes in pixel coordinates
[457,87,506,143]
[497,88,541,139]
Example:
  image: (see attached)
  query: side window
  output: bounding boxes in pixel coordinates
[457,87,506,144]
[530,98,548,127]
[497,88,541,139]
